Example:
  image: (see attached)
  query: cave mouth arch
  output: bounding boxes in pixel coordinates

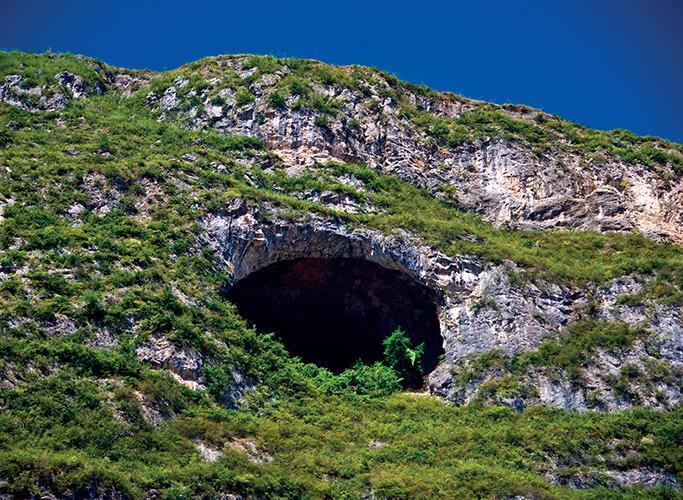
[226,257,443,377]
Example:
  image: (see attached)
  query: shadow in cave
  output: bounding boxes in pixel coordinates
[226,258,443,377]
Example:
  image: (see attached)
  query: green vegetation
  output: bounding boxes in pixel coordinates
[458,320,651,383]
[2,369,681,498]
[518,320,649,374]
[234,87,255,107]
[267,90,287,109]
[210,54,683,174]
[0,51,107,89]
[617,279,683,308]
[0,51,681,497]
[306,361,402,398]
[402,104,683,173]
[382,328,425,388]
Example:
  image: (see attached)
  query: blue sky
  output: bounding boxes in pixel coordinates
[2,0,682,142]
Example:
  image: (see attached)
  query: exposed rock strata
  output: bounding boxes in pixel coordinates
[144,57,682,243]
[199,200,682,411]
[2,54,679,242]
[135,334,256,408]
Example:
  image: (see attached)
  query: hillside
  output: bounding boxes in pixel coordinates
[0,51,681,498]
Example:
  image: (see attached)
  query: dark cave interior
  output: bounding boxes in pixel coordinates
[226,257,443,375]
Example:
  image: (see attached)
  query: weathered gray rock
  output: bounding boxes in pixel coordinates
[199,199,682,410]
[81,172,123,215]
[134,332,256,408]
[159,86,178,112]
[227,438,273,464]
[112,73,149,96]
[147,61,681,244]
[55,71,88,99]
[545,465,679,489]
[195,441,223,463]
[220,367,256,410]
[136,335,206,390]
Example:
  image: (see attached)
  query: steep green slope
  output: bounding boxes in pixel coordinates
[0,51,681,498]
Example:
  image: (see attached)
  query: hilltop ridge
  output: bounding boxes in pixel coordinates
[2,51,682,242]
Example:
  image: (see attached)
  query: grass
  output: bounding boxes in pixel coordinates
[0,51,107,89]
[1,367,681,498]
[403,104,683,174]
[3,50,681,176]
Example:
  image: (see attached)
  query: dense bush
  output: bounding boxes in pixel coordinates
[267,90,287,110]
[382,328,425,388]
[309,361,402,397]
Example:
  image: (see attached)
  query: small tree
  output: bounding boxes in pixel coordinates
[382,328,425,388]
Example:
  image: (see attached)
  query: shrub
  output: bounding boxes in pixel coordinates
[518,320,647,372]
[309,92,340,116]
[81,290,106,321]
[382,328,424,388]
[314,115,329,128]
[98,136,112,153]
[0,129,12,148]
[268,91,287,110]
[347,118,361,129]
[242,55,281,75]
[210,95,225,106]
[234,87,255,107]
[287,78,309,97]
[340,361,402,396]
[311,361,401,397]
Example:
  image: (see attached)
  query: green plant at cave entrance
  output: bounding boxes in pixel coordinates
[383,328,426,389]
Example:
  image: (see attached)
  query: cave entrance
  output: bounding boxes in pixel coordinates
[226,257,443,377]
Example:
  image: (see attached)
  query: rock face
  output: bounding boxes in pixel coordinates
[200,199,682,411]
[1,54,680,244]
[0,73,68,112]
[145,56,682,244]
[135,334,256,408]
[0,69,107,112]
[0,57,149,112]
[136,335,206,390]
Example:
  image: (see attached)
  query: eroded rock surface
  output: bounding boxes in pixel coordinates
[200,200,683,411]
[136,335,206,390]
[144,56,682,243]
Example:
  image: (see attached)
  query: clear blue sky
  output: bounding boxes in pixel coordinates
[2,0,682,142]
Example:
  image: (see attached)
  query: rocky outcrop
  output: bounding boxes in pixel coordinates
[134,333,256,409]
[0,74,69,112]
[0,60,149,112]
[199,199,682,411]
[136,335,206,390]
[429,339,682,412]
[428,272,682,411]
[545,464,679,489]
[145,56,682,243]
[194,437,272,465]
[0,68,107,112]
[2,54,680,241]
